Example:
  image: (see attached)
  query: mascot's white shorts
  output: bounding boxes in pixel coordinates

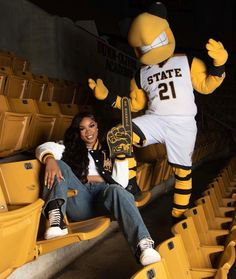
[133,114,197,167]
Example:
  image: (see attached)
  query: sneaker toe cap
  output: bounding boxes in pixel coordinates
[44,227,68,240]
[140,248,161,266]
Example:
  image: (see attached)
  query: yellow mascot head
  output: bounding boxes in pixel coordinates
[128,2,175,65]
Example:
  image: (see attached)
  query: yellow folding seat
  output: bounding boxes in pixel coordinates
[171,217,224,268]
[195,196,233,230]
[12,55,30,72]
[0,66,12,95]
[157,234,217,279]
[208,181,235,207]
[0,50,14,68]
[59,103,79,116]
[37,100,73,141]
[60,80,78,104]
[0,95,31,157]
[203,188,235,218]
[8,97,57,149]
[218,170,236,192]
[24,74,49,101]
[0,159,111,257]
[44,77,66,103]
[0,159,44,278]
[130,259,170,279]
[134,191,151,208]
[214,240,236,279]
[136,163,154,191]
[0,199,44,279]
[77,105,94,114]
[3,69,32,98]
[184,204,229,245]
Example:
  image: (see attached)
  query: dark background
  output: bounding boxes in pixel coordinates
[28,0,235,64]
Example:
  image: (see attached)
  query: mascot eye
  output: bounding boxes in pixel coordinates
[139,32,168,54]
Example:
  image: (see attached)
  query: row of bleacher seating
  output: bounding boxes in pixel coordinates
[0,50,79,103]
[0,127,230,278]
[0,49,93,158]
[0,95,93,157]
[0,48,234,278]
[131,156,236,279]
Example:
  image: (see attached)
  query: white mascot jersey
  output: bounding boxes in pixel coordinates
[140,54,197,116]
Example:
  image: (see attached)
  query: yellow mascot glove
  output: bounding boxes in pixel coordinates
[206,38,228,66]
[88,78,109,100]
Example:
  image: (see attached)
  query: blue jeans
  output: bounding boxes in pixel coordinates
[42,160,151,254]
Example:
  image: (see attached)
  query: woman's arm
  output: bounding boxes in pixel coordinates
[35,141,65,163]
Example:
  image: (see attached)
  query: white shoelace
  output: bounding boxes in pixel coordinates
[48,208,61,226]
[138,238,154,251]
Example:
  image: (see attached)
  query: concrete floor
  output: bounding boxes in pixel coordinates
[50,155,236,279]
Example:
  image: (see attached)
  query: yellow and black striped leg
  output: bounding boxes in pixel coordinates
[172,166,192,218]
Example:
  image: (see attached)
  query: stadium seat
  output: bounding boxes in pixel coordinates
[134,191,151,208]
[0,66,12,95]
[130,259,170,279]
[36,100,73,140]
[3,69,32,98]
[184,204,229,246]
[0,199,44,279]
[195,196,233,230]
[0,161,44,278]
[0,95,31,157]
[0,159,111,257]
[208,182,235,207]
[171,217,224,268]
[136,163,153,191]
[8,97,57,149]
[24,74,49,101]
[151,159,166,186]
[59,103,79,116]
[214,240,236,279]
[157,234,217,279]
[12,55,30,72]
[203,188,235,218]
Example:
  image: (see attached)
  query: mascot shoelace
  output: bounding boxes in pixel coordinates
[88,2,228,218]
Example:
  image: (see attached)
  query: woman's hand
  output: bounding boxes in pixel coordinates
[44,157,64,189]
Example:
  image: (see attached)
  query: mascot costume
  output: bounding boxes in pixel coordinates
[88,2,228,218]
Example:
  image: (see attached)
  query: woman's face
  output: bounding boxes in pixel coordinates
[79,116,98,148]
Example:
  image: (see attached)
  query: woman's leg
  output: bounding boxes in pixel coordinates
[42,160,94,220]
[95,184,152,254]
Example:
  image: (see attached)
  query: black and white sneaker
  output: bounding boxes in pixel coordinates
[44,201,68,240]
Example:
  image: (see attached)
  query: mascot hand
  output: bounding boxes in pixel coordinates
[88,78,109,100]
[206,38,228,66]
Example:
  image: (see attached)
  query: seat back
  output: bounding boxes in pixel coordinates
[0,199,44,278]
[171,217,213,268]
[184,204,229,246]
[214,241,236,279]
[0,159,42,205]
[130,259,170,279]
[59,103,79,116]
[37,101,73,140]
[195,196,232,230]
[157,234,192,279]
[0,96,31,156]
[8,98,57,148]
[4,70,32,99]
[136,163,153,191]
[184,204,216,245]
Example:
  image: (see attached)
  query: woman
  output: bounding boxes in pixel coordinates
[35,112,161,266]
